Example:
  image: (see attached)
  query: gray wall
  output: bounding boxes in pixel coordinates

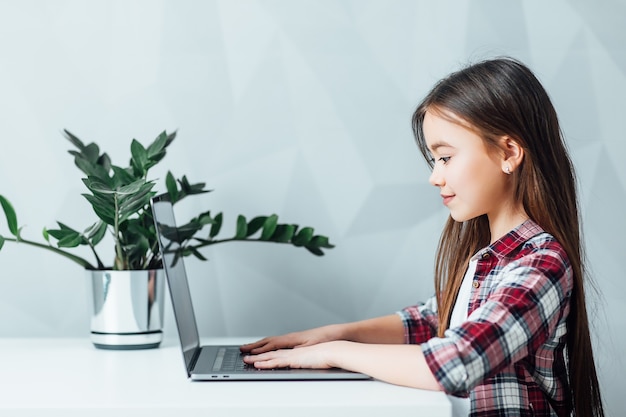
[0,1,624,415]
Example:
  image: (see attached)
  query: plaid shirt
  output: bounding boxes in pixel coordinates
[398,220,573,417]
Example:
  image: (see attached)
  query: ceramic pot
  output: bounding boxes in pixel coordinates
[87,269,165,350]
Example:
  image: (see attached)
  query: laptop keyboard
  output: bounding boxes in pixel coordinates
[212,347,291,372]
[213,347,254,372]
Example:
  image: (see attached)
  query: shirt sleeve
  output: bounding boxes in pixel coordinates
[396,295,440,344]
[420,248,573,396]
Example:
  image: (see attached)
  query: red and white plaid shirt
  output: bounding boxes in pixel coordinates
[398,220,573,416]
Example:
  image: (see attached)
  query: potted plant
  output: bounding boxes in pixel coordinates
[0,130,334,349]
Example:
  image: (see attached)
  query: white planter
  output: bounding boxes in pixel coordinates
[87,269,165,350]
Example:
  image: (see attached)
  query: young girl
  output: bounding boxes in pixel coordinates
[241,58,604,417]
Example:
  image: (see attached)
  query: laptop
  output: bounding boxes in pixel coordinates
[151,193,370,381]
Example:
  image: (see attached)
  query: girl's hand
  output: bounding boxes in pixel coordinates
[239,325,342,355]
[242,342,339,370]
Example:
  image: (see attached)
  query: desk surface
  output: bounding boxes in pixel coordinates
[0,338,451,417]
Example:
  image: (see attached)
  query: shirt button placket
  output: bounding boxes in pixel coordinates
[473,252,490,289]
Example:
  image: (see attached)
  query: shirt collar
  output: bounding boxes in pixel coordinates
[472,219,545,261]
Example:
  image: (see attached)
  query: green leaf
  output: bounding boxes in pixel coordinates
[46,222,83,241]
[234,215,248,239]
[82,191,115,211]
[64,131,112,179]
[210,213,223,238]
[121,231,150,264]
[131,139,148,175]
[63,129,86,151]
[0,194,19,237]
[188,182,208,194]
[146,131,169,160]
[46,229,73,240]
[57,232,84,248]
[83,194,116,225]
[49,224,88,247]
[97,153,112,173]
[260,215,278,241]
[304,235,334,256]
[197,211,214,226]
[85,221,107,246]
[157,223,185,243]
[179,176,194,194]
[309,235,334,249]
[82,192,115,220]
[246,216,267,237]
[291,227,313,247]
[0,234,5,250]
[111,166,136,187]
[118,183,155,216]
[146,131,176,169]
[304,246,324,256]
[83,177,115,194]
[57,222,79,232]
[178,175,209,196]
[172,223,200,242]
[174,212,213,242]
[119,200,154,224]
[189,246,207,261]
[125,218,152,238]
[83,143,100,163]
[117,179,147,195]
[72,156,97,177]
[271,224,296,243]
[165,130,177,147]
[165,171,179,203]
[72,155,110,179]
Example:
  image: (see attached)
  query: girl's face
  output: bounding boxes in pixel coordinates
[423,110,516,230]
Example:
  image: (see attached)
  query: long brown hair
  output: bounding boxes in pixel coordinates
[412,58,604,417]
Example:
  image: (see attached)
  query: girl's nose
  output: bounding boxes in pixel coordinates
[429,166,444,187]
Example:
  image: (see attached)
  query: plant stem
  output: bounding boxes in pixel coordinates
[113,194,124,269]
[86,241,106,269]
[3,237,95,269]
[145,241,160,269]
[191,237,279,249]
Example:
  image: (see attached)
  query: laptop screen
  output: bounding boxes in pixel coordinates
[151,194,200,375]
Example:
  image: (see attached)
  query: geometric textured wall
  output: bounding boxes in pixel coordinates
[0,1,624,414]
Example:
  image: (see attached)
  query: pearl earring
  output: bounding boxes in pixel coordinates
[505,165,511,175]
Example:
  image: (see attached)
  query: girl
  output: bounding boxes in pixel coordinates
[241,58,604,417]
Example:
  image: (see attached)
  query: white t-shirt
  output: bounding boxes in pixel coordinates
[446,257,478,417]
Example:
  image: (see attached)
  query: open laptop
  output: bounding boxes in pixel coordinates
[151,193,370,381]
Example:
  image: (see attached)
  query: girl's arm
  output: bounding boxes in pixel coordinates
[240,314,406,354]
[243,340,442,391]
[337,314,407,344]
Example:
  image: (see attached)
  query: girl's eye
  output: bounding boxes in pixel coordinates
[428,156,451,167]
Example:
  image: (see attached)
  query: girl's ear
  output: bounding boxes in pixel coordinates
[499,136,524,174]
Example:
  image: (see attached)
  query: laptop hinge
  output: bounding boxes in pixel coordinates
[188,347,202,377]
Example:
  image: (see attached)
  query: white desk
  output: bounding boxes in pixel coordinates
[0,338,451,417]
